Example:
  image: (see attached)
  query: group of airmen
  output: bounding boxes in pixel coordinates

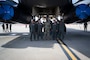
[2,23,12,32]
[29,17,66,41]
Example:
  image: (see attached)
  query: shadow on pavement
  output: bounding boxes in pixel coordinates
[1,35,56,49]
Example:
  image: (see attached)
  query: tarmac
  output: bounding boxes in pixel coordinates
[0,23,90,60]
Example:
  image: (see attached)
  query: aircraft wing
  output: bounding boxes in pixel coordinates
[0,0,90,24]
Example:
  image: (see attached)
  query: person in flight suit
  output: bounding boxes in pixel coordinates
[37,20,43,40]
[84,22,88,32]
[29,19,36,41]
[51,20,57,40]
[44,19,51,40]
[34,21,38,40]
[9,23,12,32]
[57,19,66,40]
[6,23,9,32]
[2,23,5,32]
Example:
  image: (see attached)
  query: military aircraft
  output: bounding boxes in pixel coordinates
[0,0,90,24]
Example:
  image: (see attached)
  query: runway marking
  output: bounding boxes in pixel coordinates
[57,39,79,60]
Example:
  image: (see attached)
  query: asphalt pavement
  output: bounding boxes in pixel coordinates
[0,23,90,60]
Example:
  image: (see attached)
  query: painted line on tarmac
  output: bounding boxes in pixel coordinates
[57,39,80,60]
